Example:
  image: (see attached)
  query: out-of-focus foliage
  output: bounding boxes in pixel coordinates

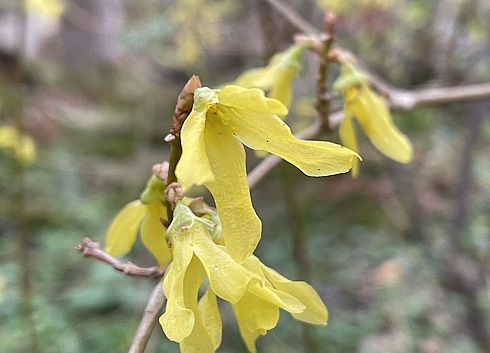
[0,0,489,352]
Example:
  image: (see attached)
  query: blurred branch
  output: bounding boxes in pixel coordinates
[76,238,167,278]
[262,0,320,35]
[385,83,490,111]
[128,282,167,353]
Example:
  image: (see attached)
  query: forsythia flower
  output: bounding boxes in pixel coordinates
[0,125,37,166]
[233,43,309,107]
[24,0,66,18]
[159,202,327,353]
[105,176,171,266]
[176,85,360,263]
[333,63,413,177]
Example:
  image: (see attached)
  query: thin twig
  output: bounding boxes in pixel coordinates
[76,238,167,278]
[128,283,167,353]
[262,0,320,35]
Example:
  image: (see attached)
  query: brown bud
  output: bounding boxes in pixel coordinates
[152,161,169,184]
[324,12,336,35]
[165,181,184,209]
[170,75,202,138]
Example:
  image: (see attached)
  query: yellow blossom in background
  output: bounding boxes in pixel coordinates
[333,64,412,177]
[105,176,171,266]
[176,85,360,263]
[0,125,37,166]
[159,202,327,353]
[233,43,310,107]
[24,0,66,18]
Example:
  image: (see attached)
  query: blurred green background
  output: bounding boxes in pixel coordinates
[1,0,489,352]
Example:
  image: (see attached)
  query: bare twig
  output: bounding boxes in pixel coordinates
[76,238,167,278]
[315,13,336,129]
[262,0,320,35]
[128,283,167,353]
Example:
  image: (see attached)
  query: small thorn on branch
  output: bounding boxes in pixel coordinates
[76,238,166,278]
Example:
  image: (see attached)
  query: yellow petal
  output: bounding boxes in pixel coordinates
[204,117,262,264]
[269,68,295,108]
[248,282,304,314]
[339,113,360,178]
[234,323,259,353]
[105,200,146,258]
[176,109,215,189]
[140,201,172,266]
[261,264,328,325]
[219,85,288,117]
[191,223,258,303]
[159,229,195,342]
[179,256,216,353]
[198,285,222,349]
[230,109,360,176]
[234,287,279,334]
[234,67,274,90]
[348,86,413,163]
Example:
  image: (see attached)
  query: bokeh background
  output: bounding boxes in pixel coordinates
[1,0,489,352]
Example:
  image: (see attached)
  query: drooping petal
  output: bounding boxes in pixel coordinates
[234,321,260,353]
[248,282,305,314]
[339,112,360,177]
[139,201,172,266]
[234,67,273,91]
[269,68,295,108]
[261,264,328,325]
[230,109,360,176]
[179,256,216,353]
[105,200,146,257]
[234,287,279,335]
[348,86,413,163]
[219,85,288,117]
[191,223,259,303]
[176,109,215,189]
[198,284,222,350]
[204,117,262,264]
[159,228,195,342]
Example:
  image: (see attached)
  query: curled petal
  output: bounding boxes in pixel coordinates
[176,109,215,189]
[105,200,146,257]
[198,285,222,349]
[339,113,360,178]
[179,256,216,353]
[159,229,195,342]
[219,85,288,117]
[248,282,304,314]
[349,86,413,163]
[233,288,279,338]
[204,117,262,264]
[140,201,172,266]
[231,109,360,176]
[191,223,258,303]
[261,264,328,325]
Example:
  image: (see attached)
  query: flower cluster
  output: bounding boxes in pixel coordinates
[176,85,360,263]
[160,202,327,353]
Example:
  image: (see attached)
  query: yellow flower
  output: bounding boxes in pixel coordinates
[233,256,328,353]
[0,125,37,166]
[105,176,171,266]
[334,64,413,177]
[176,85,360,263]
[24,0,66,18]
[233,43,309,107]
[159,202,327,353]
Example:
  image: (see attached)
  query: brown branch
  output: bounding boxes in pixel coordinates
[262,0,321,35]
[76,238,167,278]
[128,283,167,353]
